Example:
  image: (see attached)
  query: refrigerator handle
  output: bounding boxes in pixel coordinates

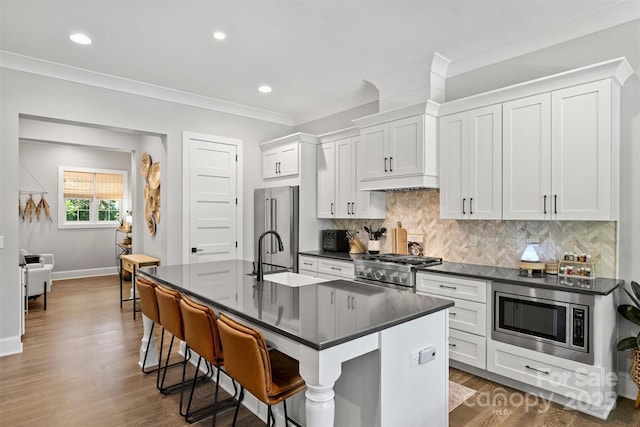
[270,198,277,253]
[264,198,270,254]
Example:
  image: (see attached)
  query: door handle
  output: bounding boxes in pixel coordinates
[462,198,466,215]
[525,365,550,375]
[554,194,558,214]
[389,156,393,172]
[384,157,388,172]
[351,202,355,215]
[191,247,203,253]
[469,198,473,215]
[330,202,334,215]
[544,195,547,214]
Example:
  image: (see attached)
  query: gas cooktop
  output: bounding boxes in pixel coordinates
[358,253,443,267]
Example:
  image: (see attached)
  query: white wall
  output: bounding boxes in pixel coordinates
[19,140,132,276]
[0,68,292,354]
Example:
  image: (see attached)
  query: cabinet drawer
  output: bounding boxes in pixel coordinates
[487,340,603,403]
[449,329,486,370]
[427,295,486,336]
[416,272,487,303]
[317,259,353,279]
[122,259,135,273]
[298,256,318,272]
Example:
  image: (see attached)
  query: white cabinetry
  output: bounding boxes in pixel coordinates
[262,142,299,179]
[353,103,438,191]
[316,128,385,219]
[298,255,354,280]
[504,80,617,220]
[416,272,488,369]
[439,104,502,219]
[439,58,631,221]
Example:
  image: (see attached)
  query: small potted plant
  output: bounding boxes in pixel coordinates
[616,280,640,409]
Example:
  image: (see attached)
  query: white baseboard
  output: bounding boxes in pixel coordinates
[0,335,23,357]
[617,371,638,400]
[52,267,118,281]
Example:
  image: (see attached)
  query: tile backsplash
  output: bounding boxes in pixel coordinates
[334,189,617,278]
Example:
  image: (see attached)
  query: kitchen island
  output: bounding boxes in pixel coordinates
[138,260,453,427]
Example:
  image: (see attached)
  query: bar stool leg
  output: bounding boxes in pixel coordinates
[141,321,155,373]
[232,387,245,427]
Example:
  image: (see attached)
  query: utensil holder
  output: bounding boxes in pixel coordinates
[367,240,380,254]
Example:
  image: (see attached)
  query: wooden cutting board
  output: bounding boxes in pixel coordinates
[392,222,408,254]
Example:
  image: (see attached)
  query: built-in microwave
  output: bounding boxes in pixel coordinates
[491,282,594,365]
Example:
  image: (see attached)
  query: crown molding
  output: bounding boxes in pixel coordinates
[0,51,294,126]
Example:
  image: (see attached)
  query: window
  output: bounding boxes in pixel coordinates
[59,167,128,228]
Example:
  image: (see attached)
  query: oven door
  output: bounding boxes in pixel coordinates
[491,282,594,364]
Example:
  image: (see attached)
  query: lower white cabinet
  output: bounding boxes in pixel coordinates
[487,340,607,406]
[317,258,354,280]
[416,271,488,369]
[449,329,487,370]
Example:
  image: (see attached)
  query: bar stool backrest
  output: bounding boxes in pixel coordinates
[179,295,223,364]
[136,277,160,324]
[155,285,185,341]
[217,313,272,403]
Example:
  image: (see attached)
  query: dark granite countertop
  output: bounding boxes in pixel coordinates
[418,262,622,296]
[298,250,359,262]
[139,260,453,351]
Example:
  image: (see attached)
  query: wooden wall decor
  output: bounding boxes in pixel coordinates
[140,152,160,236]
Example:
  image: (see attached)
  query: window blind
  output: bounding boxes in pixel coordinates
[63,171,94,199]
[95,173,123,199]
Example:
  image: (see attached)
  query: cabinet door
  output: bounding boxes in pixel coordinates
[503,93,551,220]
[317,286,337,339]
[552,80,613,220]
[278,143,299,177]
[439,112,468,219]
[388,115,424,177]
[317,142,335,218]
[335,137,355,218]
[468,105,502,219]
[359,123,388,180]
[262,148,280,179]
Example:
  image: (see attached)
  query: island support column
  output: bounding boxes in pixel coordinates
[139,313,159,369]
[298,333,378,427]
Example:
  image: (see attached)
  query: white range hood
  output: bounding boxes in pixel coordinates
[351,53,448,192]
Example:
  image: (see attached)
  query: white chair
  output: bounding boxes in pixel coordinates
[39,254,55,273]
[25,262,52,310]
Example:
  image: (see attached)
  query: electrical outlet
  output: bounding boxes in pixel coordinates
[410,351,419,368]
[526,238,540,244]
[419,347,436,364]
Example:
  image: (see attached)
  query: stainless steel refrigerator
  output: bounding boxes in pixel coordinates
[254,185,299,273]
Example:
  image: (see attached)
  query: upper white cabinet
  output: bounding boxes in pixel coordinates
[440,104,502,219]
[316,128,385,219]
[262,142,299,179]
[503,80,617,220]
[260,133,317,182]
[439,57,632,221]
[353,103,439,191]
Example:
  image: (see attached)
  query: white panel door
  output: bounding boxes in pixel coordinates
[468,104,502,219]
[335,137,355,218]
[388,115,424,177]
[359,123,387,180]
[503,93,551,220]
[552,80,612,220]
[189,138,238,262]
[316,142,335,218]
[439,112,467,219]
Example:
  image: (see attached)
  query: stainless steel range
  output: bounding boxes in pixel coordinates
[354,254,443,291]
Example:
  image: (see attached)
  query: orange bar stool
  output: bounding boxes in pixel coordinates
[155,285,210,416]
[136,277,161,374]
[180,295,238,425]
[217,313,305,427]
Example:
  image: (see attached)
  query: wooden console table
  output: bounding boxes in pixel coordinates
[119,254,160,319]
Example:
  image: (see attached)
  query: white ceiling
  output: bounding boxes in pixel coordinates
[1,0,638,125]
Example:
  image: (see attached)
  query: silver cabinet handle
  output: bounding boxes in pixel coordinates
[330,266,342,271]
[439,284,457,290]
[303,262,313,266]
[330,290,335,305]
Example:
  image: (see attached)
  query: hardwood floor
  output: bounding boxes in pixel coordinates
[1,275,638,426]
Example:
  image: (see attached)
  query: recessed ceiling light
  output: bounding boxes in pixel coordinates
[258,85,272,94]
[212,31,226,41]
[69,33,92,45]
